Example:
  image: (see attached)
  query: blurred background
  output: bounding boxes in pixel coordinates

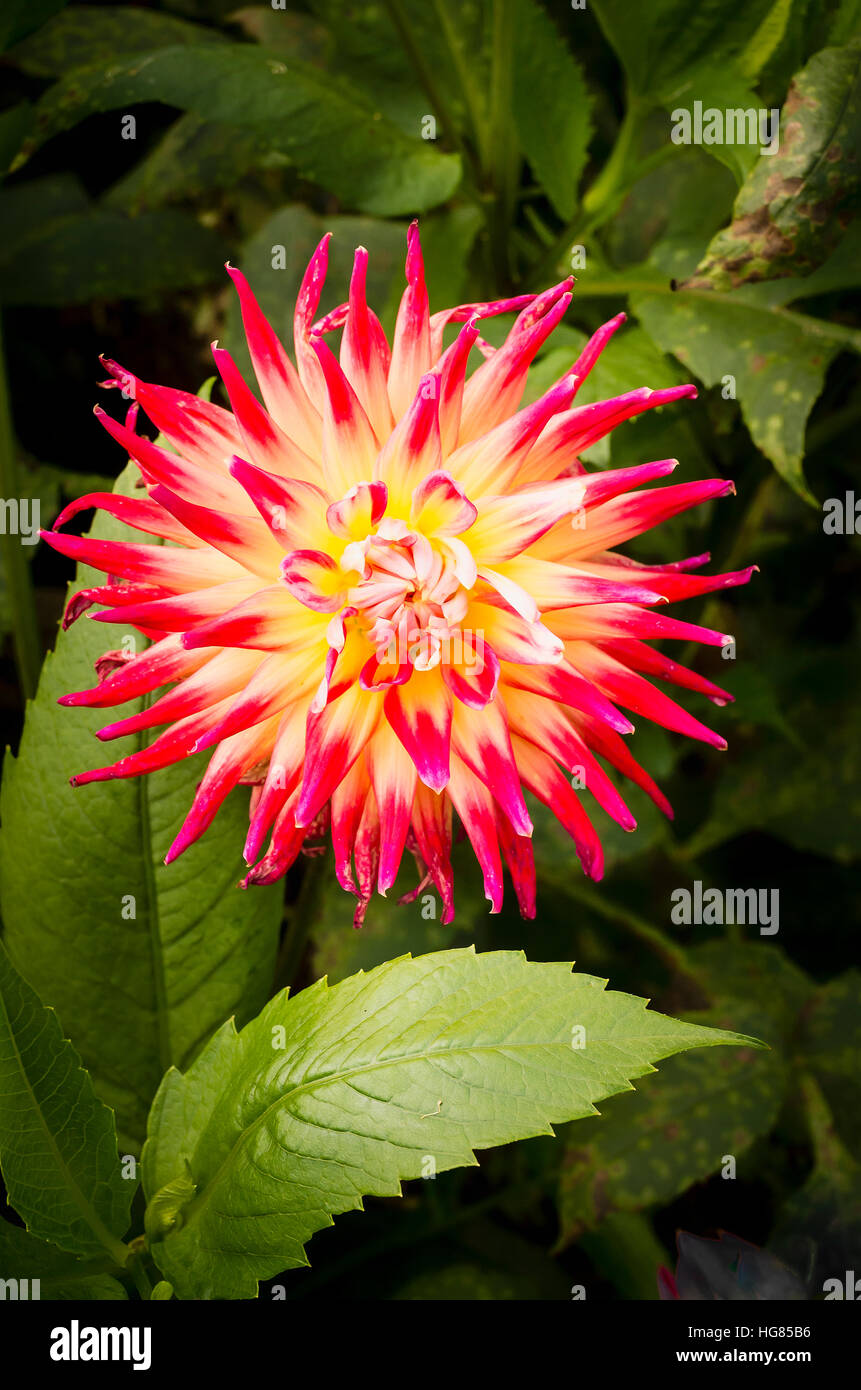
[0,0,859,1299]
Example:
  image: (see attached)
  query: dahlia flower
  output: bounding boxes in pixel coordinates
[44,224,753,924]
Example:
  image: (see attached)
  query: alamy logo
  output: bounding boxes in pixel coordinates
[50,1321,152,1371]
[0,497,40,545]
[670,102,780,156]
[670,881,779,935]
[0,1276,40,1299]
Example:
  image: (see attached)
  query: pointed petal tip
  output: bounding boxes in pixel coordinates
[419,767,450,795]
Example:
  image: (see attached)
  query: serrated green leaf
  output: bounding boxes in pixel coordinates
[632,286,843,500]
[510,0,593,219]
[0,1218,127,1299]
[6,3,225,76]
[21,44,461,216]
[686,43,861,291]
[142,947,760,1299]
[0,463,283,1150]
[0,941,131,1260]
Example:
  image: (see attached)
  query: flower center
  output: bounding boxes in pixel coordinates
[343,522,471,672]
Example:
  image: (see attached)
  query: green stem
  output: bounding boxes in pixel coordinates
[271,854,326,995]
[487,0,519,285]
[799,1072,852,1173]
[126,1250,153,1301]
[0,312,41,700]
[430,0,489,168]
[581,94,643,221]
[381,0,476,176]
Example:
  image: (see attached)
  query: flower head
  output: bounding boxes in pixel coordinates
[45,225,753,924]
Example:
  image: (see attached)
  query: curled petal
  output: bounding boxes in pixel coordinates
[280,549,347,612]
[327,480,388,540]
[410,470,477,536]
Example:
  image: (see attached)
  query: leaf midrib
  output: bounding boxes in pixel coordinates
[179,1018,728,1233]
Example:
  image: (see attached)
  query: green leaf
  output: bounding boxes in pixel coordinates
[609,148,737,276]
[748,219,861,303]
[510,0,593,219]
[6,3,225,76]
[632,285,843,501]
[22,44,462,216]
[0,206,229,305]
[591,0,775,102]
[104,113,283,214]
[662,63,764,183]
[737,0,795,82]
[688,941,813,1038]
[829,0,861,48]
[0,1218,127,1300]
[141,947,760,1299]
[557,939,806,1246]
[391,1259,548,1300]
[685,43,861,290]
[0,102,32,177]
[0,0,67,54]
[798,972,861,1153]
[770,1153,861,1295]
[681,648,861,860]
[305,0,490,138]
[0,463,283,1150]
[0,941,131,1260]
[557,1000,786,1246]
[231,6,329,63]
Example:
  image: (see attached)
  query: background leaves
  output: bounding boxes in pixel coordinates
[0,465,284,1151]
[686,41,861,291]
